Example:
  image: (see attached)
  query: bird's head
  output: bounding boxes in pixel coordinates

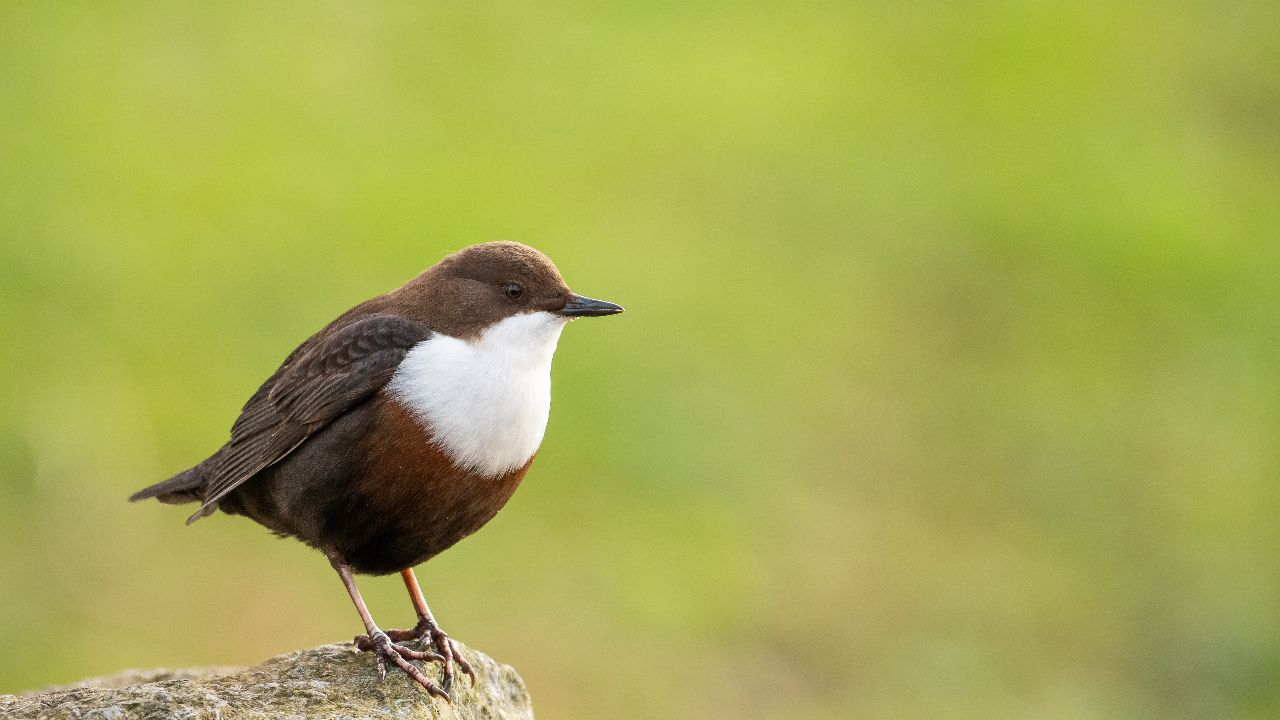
[406,241,623,341]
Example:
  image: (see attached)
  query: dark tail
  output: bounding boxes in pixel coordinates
[128,466,205,505]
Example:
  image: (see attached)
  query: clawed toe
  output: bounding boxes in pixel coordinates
[354,630,451,699]
[357,622,475,694]
[427,627,475,692]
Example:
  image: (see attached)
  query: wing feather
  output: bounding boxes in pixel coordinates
[186,314,431,523]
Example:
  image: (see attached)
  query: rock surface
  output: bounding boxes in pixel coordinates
[1,641,533,719]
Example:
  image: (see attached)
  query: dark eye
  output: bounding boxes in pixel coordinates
[504,283,523,300]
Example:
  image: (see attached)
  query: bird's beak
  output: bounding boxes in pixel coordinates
[560,294,624,317]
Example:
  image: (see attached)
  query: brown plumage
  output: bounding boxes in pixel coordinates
[129,241,622,698]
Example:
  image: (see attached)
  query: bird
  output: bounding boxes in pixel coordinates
[129,241,623,698]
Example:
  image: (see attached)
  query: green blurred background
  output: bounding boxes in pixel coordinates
[2,2,1278,718]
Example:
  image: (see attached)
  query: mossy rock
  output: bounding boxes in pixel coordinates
[1,641,532,719]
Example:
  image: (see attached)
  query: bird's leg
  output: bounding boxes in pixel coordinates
[401,567,475,691]
[353,568,475,692]
[327,551,450,699]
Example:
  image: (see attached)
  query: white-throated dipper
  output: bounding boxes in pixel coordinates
[129,241,623,698]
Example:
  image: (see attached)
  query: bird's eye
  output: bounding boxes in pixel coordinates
[504,283,523,300]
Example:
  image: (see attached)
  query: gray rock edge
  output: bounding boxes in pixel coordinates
[1,641,533,719]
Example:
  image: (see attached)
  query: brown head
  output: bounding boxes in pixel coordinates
[392,241,622,339]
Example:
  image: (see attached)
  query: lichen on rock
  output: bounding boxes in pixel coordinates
[1,641,533,719]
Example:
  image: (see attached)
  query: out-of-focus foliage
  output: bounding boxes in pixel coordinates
[2,3,1277,718]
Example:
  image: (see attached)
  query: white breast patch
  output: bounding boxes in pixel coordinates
[387,311,567,478]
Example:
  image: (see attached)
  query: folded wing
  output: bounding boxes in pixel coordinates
[187,314,432,523]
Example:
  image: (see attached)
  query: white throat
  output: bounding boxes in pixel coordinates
[388,311,567,477]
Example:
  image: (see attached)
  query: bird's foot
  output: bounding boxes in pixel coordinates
[353,629,450,699]
[359,619,475,693]
[412,618,476,694]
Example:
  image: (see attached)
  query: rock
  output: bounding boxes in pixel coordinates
[1,642,533,719]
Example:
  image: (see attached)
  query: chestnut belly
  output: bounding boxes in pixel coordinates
[222,394,532,576]
[324,396,532,575]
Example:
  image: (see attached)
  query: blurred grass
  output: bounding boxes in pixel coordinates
[2,2,1279,718]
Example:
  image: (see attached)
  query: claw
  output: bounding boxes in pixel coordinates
[428,627,476,691]
[353,633,446,662]
[356,620,476,696]
[355,629,451,699]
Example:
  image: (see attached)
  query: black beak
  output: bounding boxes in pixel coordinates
[560,294,624,317]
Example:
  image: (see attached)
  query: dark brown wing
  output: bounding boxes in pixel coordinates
[186,314,431,523]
